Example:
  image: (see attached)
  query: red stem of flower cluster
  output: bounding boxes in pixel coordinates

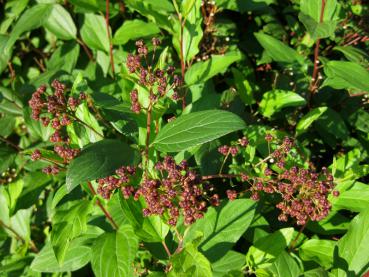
[87,181,119,230]
[105,0,115,77]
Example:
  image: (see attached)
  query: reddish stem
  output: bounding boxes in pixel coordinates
[77,38,94,61]
[202,174,240,180]
[87,181,119,230]
[309,0,326,94]
[105,0,115,77]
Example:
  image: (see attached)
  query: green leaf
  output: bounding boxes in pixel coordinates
[212,251,245,277]
[336,210,369,276]
[66,139,135,191]
[31,238,92,272]
[51,200,92,264]
[181,0,196,17]
[169,243,212,277]
[322,61,369,93]
[80,13,109,52]
[185,51,243,85]
[7,4,53,47]
[173,0,203,62]
[0,144,17,173]
[46,41,80,73]
[119,194,169,242]
[334,46,369,66]
[259,90,306,118]
[246,228,295,268]
[153,110,246,152]
[44,4,77,40]
[299,0,339,39]
[113,19,160,45]
[91,225,139,277]
[185,199,256,262]
[331,182,369,212]
[264,251,302,277]
[299,239,335,269]
[232,68,254,105]
[295,107,327,136]
[315,108,349,144]
[14,172,50,212]
[254,32,305,65]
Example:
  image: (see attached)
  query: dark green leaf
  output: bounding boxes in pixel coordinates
[66,139,135,191]
[255,32,305,65]
[153,110,246,152]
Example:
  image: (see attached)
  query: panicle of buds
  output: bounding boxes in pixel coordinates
[126,38,183,114]
[28,80,88,174]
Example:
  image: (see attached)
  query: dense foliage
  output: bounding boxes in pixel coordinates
[0,0,369,276]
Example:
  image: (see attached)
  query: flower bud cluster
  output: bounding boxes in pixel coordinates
[218,136,249,158]
[126,38,183,113]
[96,157,220,226]
[29,80,85,174]
[221,135,338,225]
[135,156,219,226]
[97,166,136,199]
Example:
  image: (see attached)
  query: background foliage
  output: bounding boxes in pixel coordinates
[0,0,369,276]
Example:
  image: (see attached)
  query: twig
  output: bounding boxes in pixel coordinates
[0,220,39,253]
[202,174,240,180]
[105,0,115,77]
[87,182,119,230]
[288,222,307,252]
[8,62,16,82]
[219,148,231,174]
[77,38,94,61]
[162,240,172,257]
[0,135,22,152]
[70,114,104,138]
[145,104,153,175]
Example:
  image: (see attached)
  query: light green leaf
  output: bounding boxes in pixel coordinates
[299,239,335,269]
[113,19,160,45]
[51,200,92,264]
[181,0,196,17]
[169,243,212,277]
[153,110,246,152]
[334,46,369,66]
[299,0,339,39]
[212,251,245,277]
[246,228,295,268]
[173,0,203,63]
[295,106,327,136]
[31,239,92,273]
[259,90,306,118]
[91,225,139,277]
[185,51,243,85]
[46,41,80,72]
[255,32,305,65]
[80,13,109,52]
[119,195,169,242]
[66,139,135,192]
[322,61,369,93]
[45,4,76,40]
[185,199,256,262]
[265,251,302,277]
[336,210,369,276]
[331,182,369,213]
